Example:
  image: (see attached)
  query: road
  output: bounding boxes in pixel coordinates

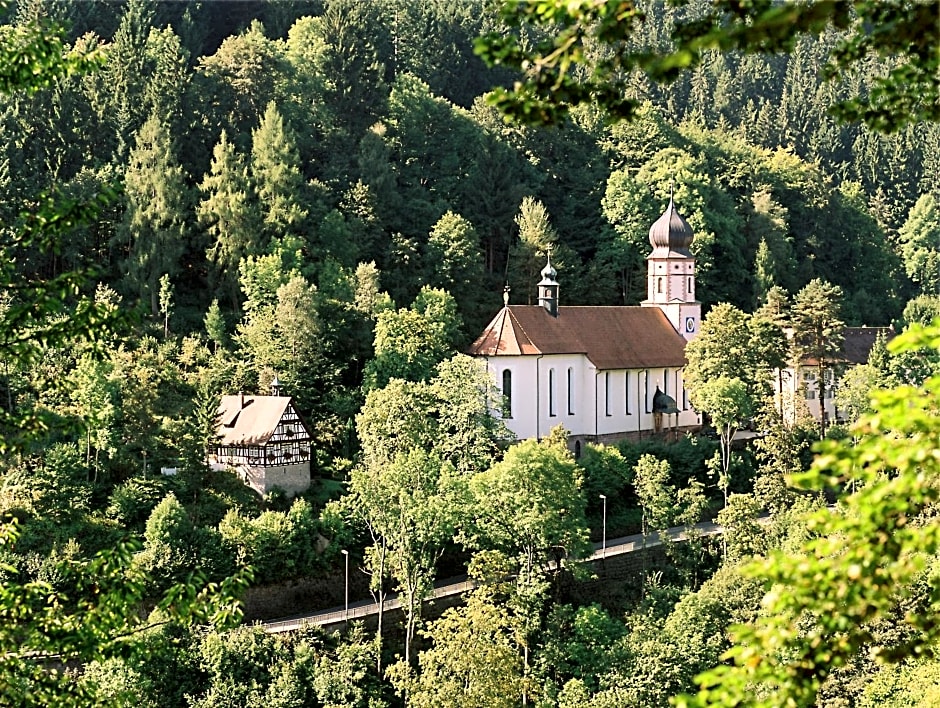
[262,520,722,633]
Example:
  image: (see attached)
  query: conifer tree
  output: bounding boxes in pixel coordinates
[790,278,845,437]
[120,114,189,317]
[198,129,259,308]
[250,101,308,249]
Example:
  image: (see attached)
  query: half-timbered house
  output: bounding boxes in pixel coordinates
[209,381,313,497]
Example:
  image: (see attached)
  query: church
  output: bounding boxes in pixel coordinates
[469,195,703,451]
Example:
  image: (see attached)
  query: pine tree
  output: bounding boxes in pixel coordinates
[790,278,845,437]
[507,197,558,304]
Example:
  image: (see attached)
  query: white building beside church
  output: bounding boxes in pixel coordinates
[775,326,893,428]
[469,196,703,451]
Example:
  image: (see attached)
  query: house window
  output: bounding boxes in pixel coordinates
[644,370,651,413]
[688,277,693,293]
[663,369,669,396]
[549,368,556,417]
[567,367,575,415]
[657,277,663,293]
[625,371,631,415]
[502,369,512,418]
[605,372,611,416]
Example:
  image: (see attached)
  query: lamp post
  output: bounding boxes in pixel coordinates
[599,494,607,559]
[341,549,349,622]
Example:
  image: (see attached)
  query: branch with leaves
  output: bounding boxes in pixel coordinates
[476,0,939,130]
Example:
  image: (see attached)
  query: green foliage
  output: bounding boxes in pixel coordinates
[106,477,174,531]
[138,492,197,589]
[716,493,765,562]
[898,193,940,296]
[538,603,628,696]
[476,1,939,130]
[356,353,509,475]
[691,375,753,497]
[363,287,461,390]
[391,588,528,708]
[633,454,674,535]
[0,443,90,524]
[678,321,940,706]
[684,302,784,400]
[0,4,104,95]
[0,519,248,708]
[466,433,590,573]
[198,130,258,309]
[348,447,465,661]
[217,498,324,585]
[119,114,190,317]
[577,442,633,510]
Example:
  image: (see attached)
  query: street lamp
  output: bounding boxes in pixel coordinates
[599,494,607,559]
[341,549,349,622]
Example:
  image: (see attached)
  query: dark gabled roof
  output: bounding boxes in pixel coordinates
[801,326,894,366]
[468,305,687,370]
[841,327,894,364]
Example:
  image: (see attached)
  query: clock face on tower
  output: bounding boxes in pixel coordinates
[685,316,697,334]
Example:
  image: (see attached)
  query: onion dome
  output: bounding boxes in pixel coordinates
[540,252,557,281]
[648,195,694,257]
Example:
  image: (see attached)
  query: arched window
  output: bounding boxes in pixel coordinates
[625,371,631,415]
[567,367,575,415]
[502,369,512,418]
[549,368,556,417]
[688,276,693,293]
[657,277,663,293]
[605,372,612,416]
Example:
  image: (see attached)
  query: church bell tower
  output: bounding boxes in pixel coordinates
[641,192,701,341]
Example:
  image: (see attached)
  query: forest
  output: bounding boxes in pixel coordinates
[1,0,940,706]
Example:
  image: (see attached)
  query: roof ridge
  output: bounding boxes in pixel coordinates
[507,306,541,354]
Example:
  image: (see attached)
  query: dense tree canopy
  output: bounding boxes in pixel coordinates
[476,0,940,130]
[3,2,940,706]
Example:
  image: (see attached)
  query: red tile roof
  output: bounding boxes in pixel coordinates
[468,305,687,369]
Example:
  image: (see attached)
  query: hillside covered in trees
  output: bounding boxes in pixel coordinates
[2,0,940,706]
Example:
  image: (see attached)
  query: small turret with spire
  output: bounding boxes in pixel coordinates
[537,250,559,317]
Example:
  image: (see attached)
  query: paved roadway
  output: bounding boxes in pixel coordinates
[262,520,722,633]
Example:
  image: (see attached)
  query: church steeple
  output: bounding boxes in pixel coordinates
[641,191,701,341]
[537,251,559,317]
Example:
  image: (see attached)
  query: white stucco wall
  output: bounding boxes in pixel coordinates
[487,355,700,442]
